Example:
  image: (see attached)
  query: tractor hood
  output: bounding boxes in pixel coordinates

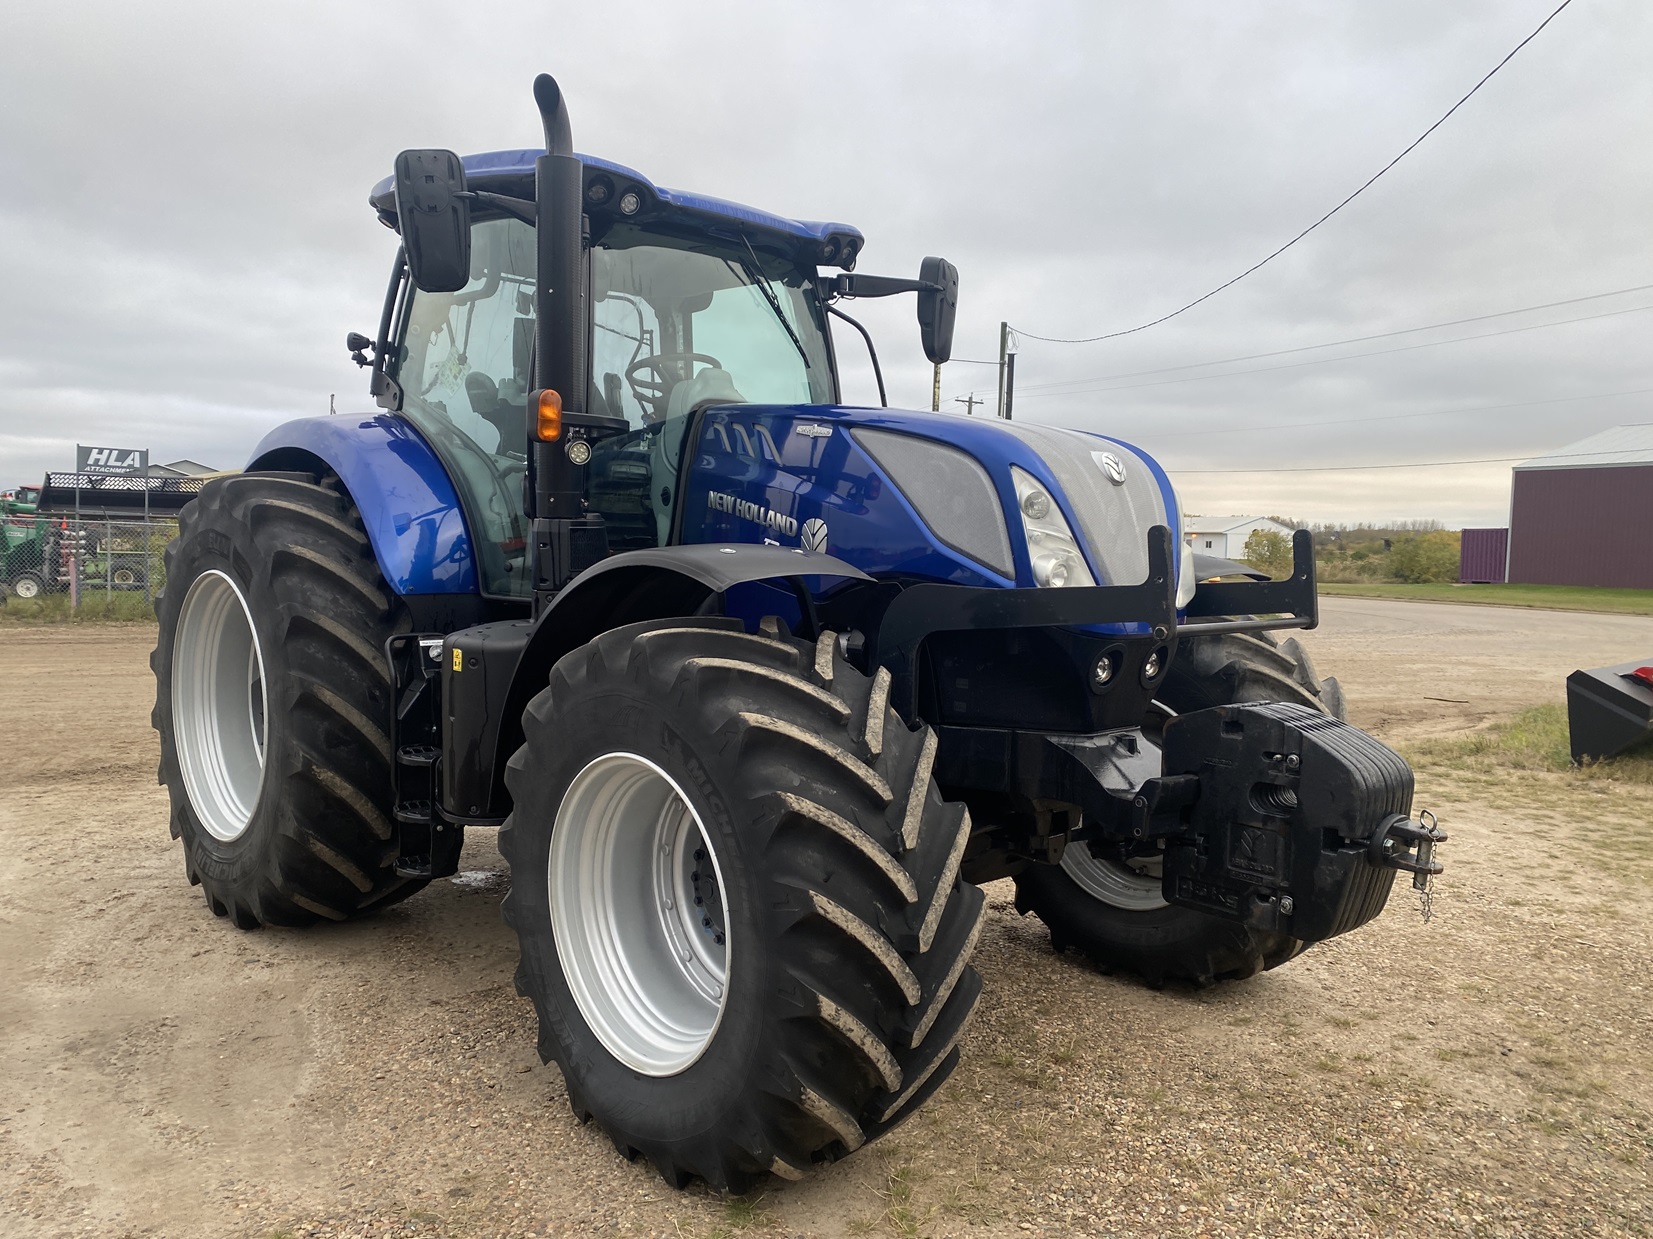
[676,404,1184,594]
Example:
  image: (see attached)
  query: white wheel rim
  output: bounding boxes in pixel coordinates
[172,570,268,842]
[15,576,40,599]
[1062,845,1169,911]
[548,752,730,1076]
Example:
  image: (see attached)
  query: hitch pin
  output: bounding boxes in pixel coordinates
[1368,810,1447,888]
[1369,810,1446,922]
[1411,809,1441,893]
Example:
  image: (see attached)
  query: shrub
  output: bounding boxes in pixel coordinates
[1241,529,1294,579]
[1388,531,1460,583]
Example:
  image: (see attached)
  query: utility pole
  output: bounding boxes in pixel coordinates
[931,362,941,412]
[954,394,984,416]
[995,321,1008,418]
[1003,350,1016,421]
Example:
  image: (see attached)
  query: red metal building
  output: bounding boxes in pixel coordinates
[1507,424,1653,589]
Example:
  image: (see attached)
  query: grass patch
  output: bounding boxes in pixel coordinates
[0,592,157,625]
[1409,705,1653,873]
[880,1163,923,1238]
[1407,704,1653,785]
[1318,582,1653,615]
[722,1193,774,1231]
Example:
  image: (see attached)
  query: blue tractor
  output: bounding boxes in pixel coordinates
[151,75,1443,1190]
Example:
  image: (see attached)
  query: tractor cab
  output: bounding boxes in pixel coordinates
[366,145,952,602]
[366,152,865,597]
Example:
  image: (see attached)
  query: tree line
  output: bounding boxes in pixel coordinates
[1240,524,1460,584]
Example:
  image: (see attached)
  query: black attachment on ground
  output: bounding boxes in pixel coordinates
[1566,659,1653,763]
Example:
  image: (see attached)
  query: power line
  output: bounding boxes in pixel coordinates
[942,299,1650,407]
[1009,301,1653,402]
[1014,0,1579,345]
[1172,455,1528,474]
[1144,386,1653,440]
[1013,283,1653,396]
[1170,440,1652,474]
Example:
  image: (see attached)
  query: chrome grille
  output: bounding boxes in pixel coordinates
[997,424,1168,586]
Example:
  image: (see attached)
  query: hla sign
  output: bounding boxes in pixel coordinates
[77,445,149,476]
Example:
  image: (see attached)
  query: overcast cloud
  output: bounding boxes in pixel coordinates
[2,0,1648,525]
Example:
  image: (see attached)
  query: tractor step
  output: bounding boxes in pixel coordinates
[384,636,461,879]
[395,854,437,879]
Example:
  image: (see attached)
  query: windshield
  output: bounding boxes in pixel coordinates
[591,222,835,425]
[392,217,835,595]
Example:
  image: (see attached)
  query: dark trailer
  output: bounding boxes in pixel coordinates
[35,472,210,519]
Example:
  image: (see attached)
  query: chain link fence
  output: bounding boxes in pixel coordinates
[2,514,176,613]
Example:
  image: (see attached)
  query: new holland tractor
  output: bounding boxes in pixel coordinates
[151,74,1444,1191]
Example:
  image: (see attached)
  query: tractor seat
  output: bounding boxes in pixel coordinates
[465,372,526,453]
[664,367,746,421]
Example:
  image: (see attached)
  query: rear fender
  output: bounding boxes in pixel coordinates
[247,414,477,594]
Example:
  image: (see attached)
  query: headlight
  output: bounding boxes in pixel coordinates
[1011,467,1095,588]
[1177,538,1197,607]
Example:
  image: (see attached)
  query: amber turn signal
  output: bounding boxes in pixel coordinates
[531,388,563,441]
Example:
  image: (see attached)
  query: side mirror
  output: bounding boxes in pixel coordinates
[917,256,959,365]
[394,149,472,293]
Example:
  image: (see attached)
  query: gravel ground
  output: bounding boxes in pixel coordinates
[2,598,1650,1238]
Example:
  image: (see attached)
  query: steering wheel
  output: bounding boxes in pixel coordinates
[625,352,723,421]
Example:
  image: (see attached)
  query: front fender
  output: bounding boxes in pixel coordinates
[248,414,477,594]
[459,545,872,819]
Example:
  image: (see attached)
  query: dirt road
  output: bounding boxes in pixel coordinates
[2,599,1650,1238]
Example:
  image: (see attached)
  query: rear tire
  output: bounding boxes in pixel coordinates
[1158,630,1345,722]
[1014,630,1339,985]
[500,618,985,1191]
[152,473,425,928]
[12,571,43,600]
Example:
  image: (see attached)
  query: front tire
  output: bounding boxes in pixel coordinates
[1014,631,1342,985]
[500,618,985,1191]
[151,474,425,928]
[11,571,44,600]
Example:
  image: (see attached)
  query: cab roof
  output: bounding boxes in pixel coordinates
[369,149,865,268]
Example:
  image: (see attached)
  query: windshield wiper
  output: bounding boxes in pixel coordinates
[732,234,811,370]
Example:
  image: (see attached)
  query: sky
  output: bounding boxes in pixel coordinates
[1,0,1648,527]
